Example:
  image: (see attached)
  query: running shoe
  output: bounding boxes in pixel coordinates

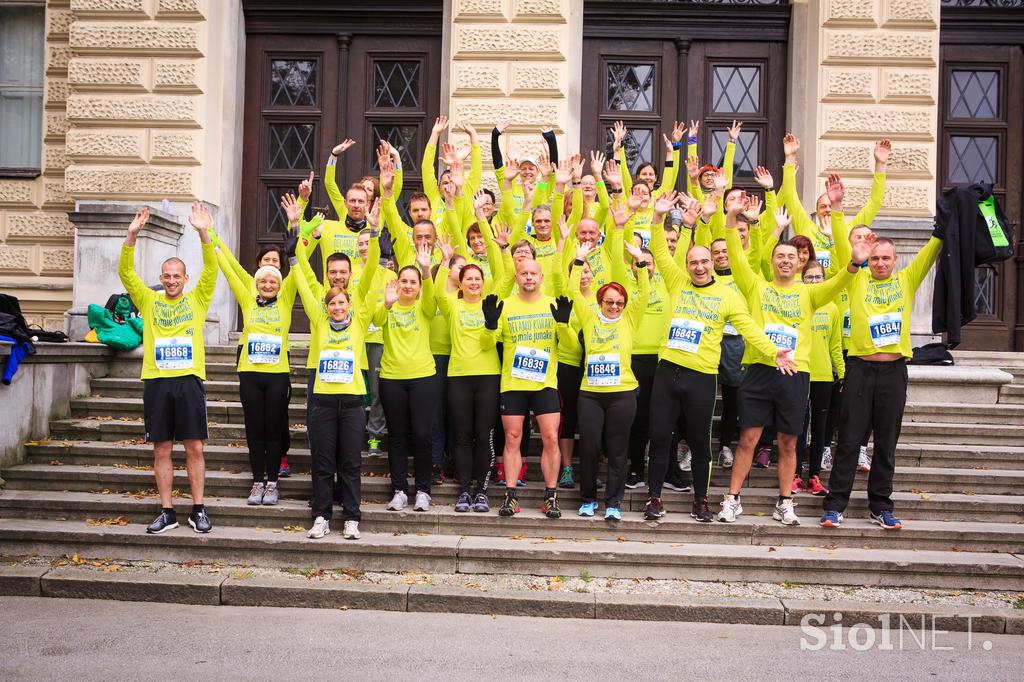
[604,506,621,522]
[558,465,575,489]
[718,446,734,468]
[498,491,520,517]
[262,482,279,505]
[308,516,330,539]
[820,446,833,470]
[278,456,291,478]
[454,491,472,513]
[496,462,507,487]
[857,446,871,472]
[578,500,598,517]
[791,475,805,495]
[247,481,265,505]
[806,475,828,496]
[679,447,692,472]
[342,520,360,540]
[819,510,844,527]
[541,494,561,519]
[869,509,902,530]
[472,492,489,513]
[145,510,178,534]
[664,469,691,492]
[386,490,408,511]
[753,444,772,468]
[773,498,801,526]
[188,508,212,533]
[414,491,432,512]
[690,497,714,523]
[717,494,743,523]
[624,471,644,489]
[643,497,665,520]
[367,438,382,456]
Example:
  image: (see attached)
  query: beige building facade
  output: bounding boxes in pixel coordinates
[1,0,1020,348]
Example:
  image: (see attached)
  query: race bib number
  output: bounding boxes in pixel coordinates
[510,346,549,383]
[817,250,831,269]
[247,333,282,364]
[154,336,193,371]
[667,318,705,353]
[633,230,651,250]
[842,310,851,339]
[869,313,902,348]
[723,321,739,336]
[318,349,355,384]
[764,323,798,352]
[586,353,621,387]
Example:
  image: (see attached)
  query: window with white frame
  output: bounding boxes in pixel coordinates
[0,1,45,173]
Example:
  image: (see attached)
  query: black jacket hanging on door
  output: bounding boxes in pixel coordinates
[932,183,1014,348]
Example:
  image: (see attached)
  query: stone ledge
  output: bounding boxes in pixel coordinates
[595,593,784,624]
[407,584,596,618]
[221,575,407,611]
[0,567,47,596]
[41,568,223,605]
[906,365,1013,405]
[0,341,113,363]
[781,598,1006,634]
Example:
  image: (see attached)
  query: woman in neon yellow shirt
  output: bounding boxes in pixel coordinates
[569,237,650,521]
[375,243,438,514]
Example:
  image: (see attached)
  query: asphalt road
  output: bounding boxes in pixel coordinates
[1,597,1020,680]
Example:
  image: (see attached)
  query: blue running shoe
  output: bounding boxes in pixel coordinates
[604,506,621,522]
[558,466,575,489]
[869,509,902,530]
[819,510,844,527]
[578,501,598,517]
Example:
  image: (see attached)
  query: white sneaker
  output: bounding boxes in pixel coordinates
[386,490,408,511]
[821,446,833,470]
[679,447,692,472]
[717,494,743,523]
[342,520,360,540]
[413,491,431,512]
[773,498,801,526]
[718,446,734,468]
[307,516,330,539]
[857,446,871,472]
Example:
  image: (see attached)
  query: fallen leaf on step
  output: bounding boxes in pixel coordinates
[181,560,200,569]
[282,525,306,532]
[768,547,776,552]
[510,535,525,540]
[103,565,121,573]
[95,416,113,421]
[86,516,127,527]
[70,553,86,566]
[920,495,931,500]
[230,570,253,580]
[617,537,626,542]
[23,438,53,447]
[962,491,976,496]
[49,460,63,466]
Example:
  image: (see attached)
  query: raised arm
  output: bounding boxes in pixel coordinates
[648,192,686,290]
[624,240,650,332]
[851,139,890,227]
[421,116,448,210]
[325,139,356,221]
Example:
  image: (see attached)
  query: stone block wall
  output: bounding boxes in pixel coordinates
[0,0,75,329]
[445,0,582,192]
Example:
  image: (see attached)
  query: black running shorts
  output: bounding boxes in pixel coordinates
[143,375,209,442]
[737,363,809,435]
[500,387,561,417]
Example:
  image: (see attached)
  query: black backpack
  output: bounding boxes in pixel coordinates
[0,294,32,344]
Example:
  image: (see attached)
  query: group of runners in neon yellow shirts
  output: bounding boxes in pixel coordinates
[121,116,942,540]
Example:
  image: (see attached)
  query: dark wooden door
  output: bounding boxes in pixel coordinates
[937,43,1023,350]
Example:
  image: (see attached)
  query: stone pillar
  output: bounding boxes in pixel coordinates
[63,0,246,342]
[445,0,581,191]
[789,0,941,342]
[65,204,183,340]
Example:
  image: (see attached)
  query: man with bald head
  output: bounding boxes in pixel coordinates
[482,256,572,519]
[119,202,219,535]
[820,207,944,530]
[643,192,796,522]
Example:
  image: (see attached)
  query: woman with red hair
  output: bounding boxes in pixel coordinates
[567,236,650,521]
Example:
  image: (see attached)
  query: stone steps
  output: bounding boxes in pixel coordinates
[88,377,310,403]
[1,517,1021,590]
[1000,384,1024,404]
[21,442,1024,495]
[953,351,1024,385]
[2,490,1022,554]
[5,464,1022,523]
[896,421,1024,446]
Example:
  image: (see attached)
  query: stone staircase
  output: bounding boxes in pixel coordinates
[954,350,1024,405]
[1,345,1023,591]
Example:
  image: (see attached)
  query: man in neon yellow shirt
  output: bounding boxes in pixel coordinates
[118,203,218,535]
[821,210,943,530]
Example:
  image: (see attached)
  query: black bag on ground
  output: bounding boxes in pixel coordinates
[0,294,32,344]
[909,342,954,366]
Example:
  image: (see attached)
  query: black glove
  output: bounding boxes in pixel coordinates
[482,294,503,330]
[931,220,945,241]
[550,296,573,324]
[283,227,299,260]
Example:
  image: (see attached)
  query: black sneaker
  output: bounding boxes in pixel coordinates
[690,497,714,523]
[644,497,665,520]
[664,470,692,492]
[146,510,178,534]
[624,471,644,489]
[541,494,562,519]
[498,492,520,517]
[188,508,212,533]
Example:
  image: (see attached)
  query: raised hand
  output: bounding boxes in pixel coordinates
[436,234,455,264]
[482,294,503,330]
[680,194,702,226]
[537,151,552,177]
[783,133,800,160]
[128,206,150,236]
[624,239,644,263]
[492,222,511,248]
[550,296,573,324]
[379,160,395,198]
[554,159,572,187]
[743,194,763,222]
[589,150,606,177]
[367,198,381,229]
[727,120,742,143]
[415,242,433,271]
[440,142,457,167]
[611,120,627,150]
[671,120,686,143]
[384,280,399,308]
[754,166,774,190]
[450,158,465,194]
[602,159,622,189]
[851,232,875,265]
[332,138,356,156]
[819,212,832,238]
[712,168,729,193]
[570,153,584,183]
[663,133,673,153]
[611,205,634,228]
[773,207,792,232]
[686,155,700,182]
[298,171,314,201]
[627,186,648,212]
[558,214,570,243]
[431,116,449,136]
[284,226,299,260]
[874,138,892,169]
[724,191,745,217]
[688,120,700,138]
[504,158,520,183]
[575,240,595,262]
[701,192,719,221]
[278,194,301,225]
[826,173,845,207]
[495,119,512,134]
[473,189,490,216]
[457,119,478,141]
[653,191,678,217]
